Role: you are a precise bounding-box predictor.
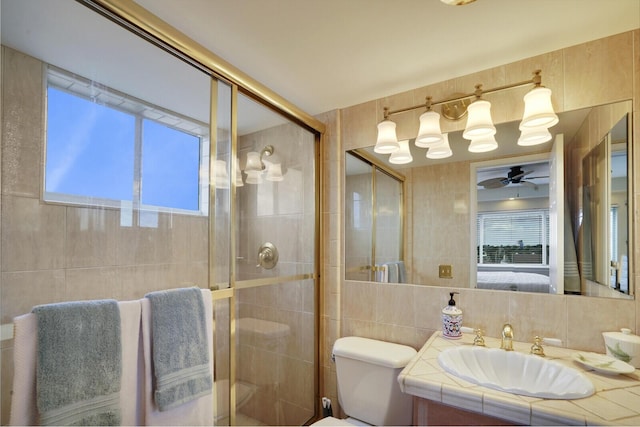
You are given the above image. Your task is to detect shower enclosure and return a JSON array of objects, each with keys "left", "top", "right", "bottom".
[{"left": 0, "top": 1, "right": 322, "bottom": 425}]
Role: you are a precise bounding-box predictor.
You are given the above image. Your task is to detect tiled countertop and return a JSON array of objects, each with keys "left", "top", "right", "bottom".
[{"left": 398, "top": 332, "right": 640, "bottom": 425}]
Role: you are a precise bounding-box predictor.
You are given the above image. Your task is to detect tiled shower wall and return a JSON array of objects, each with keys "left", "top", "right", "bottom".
[
  {"left": 319, "top": 30, "right": 640, "bottom": 414},
  {"left": 0, "top": 46, "right": 211, "bottom": 424},
  {"left": 233, "top": 124, "right": 316, "bottom": 425}
]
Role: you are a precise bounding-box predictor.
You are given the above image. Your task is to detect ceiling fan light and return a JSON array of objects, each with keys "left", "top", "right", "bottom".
[
  {"left": 415, "top": 111, "right": 443, "bottom": 147},
  {"left": 374, "top": 119, "right": 399, "bottom": 154},
  {"left": 426, "top": 133, "right": 453, "bottom": 159},
  {"left": 517, "top": 126, "right": 552, "bottom": 146},
  {"left": 389, "top": 139, "right": 413, "bottom": 164},
  {"left": 521, "top": 87, "right": 558, "bottom": 129},
  {"left": 468, "top": 134, "right": 498, "bottom": 153},
  {"left": 462, "top": 100, "right": 496, "bottom": 140}
]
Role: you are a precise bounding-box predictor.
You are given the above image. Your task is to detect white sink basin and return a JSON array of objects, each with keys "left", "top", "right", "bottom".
[{"left": 437, "top": 346, "right": 594, "bottom": 399}]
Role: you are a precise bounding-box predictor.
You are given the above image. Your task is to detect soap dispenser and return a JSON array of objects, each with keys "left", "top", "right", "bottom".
[{"left": 442, "top": 292, "right": 462, "bottom": 339}]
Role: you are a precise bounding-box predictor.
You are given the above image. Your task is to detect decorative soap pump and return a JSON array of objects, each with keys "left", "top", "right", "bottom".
[{"left": 442, "top": 292, "right": 462, "bottom": 339}]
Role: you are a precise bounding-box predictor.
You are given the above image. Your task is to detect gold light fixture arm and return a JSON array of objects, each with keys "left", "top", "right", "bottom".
[{"left": 383, "top": 69, "right": 544, "bottom": 119}]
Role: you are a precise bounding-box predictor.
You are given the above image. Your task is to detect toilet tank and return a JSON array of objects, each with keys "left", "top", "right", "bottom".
[{"left": 332, "top": 337, "right": 417, "bottom": 426}]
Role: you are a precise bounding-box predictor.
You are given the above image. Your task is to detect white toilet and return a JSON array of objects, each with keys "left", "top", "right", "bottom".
[{"left": 313, "top": 336, "right": 417, "bottom": 426}]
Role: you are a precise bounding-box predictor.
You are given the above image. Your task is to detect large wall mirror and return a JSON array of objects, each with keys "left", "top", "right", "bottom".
[{"left": 345, "top": 101, "right": 633, "bottom": 299}]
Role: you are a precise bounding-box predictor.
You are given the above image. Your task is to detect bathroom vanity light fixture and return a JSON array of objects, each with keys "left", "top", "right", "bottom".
[
  {"left": 426, "top": 133, "right": 453, "bottom": 159},
  {"left": 389, "top": 140, "right": 413, "bottom": 164},
  {"left": 374, "top": 70, "right": 558, "bottom": 161},
  {"left": 243, "top": 145, "right": 284, "bottom": 184}
]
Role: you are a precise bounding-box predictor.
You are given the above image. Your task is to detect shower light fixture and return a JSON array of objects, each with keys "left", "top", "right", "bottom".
[
  {"left": 376, "top": 70, "right": 558, "bottom": 163},
  {"left": 235, "top": 157, "right": 244, "bottom": 187},
  {"left": 242, "top": 145, "right": 285, "bottom": 184},
  {"left": 214, "top": 159, "right": 230, "bottom": 189}
]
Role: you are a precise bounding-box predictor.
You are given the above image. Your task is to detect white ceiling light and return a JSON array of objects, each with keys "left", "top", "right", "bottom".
[
  {"left": 462, "top": 98, "right": 496, "bottom": 140},
  {"left": 389, "top": 140, "right": 413, "bottom": 164},
  {"left": 374, "top": 110, "right": 400, "bottom": 154},
  {"left": 426, "top": 133, "right": 453, "bottom": 159},
  {"left": 517, "top": 126, "right": 552, "bottom": 146},
  {"left": 520, "top": 87, "right": 559, "bottom": 129},
  {"left": 468, "top": 134, "right": 498, "bottom": 153},
  {"left": 416, "top": 99, "right": 444, "bottom": 147}
]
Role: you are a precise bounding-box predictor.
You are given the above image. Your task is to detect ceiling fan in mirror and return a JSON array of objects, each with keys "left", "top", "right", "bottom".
[{"left": 477, "top": 166, "right": 548, "bottom": 189}]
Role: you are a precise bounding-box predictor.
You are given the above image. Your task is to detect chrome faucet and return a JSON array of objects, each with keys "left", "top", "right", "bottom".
[{"left": 501, "top": 323, "right": 514, "bottom": 351}]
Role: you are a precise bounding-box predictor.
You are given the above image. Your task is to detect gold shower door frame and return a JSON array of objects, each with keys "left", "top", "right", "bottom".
[{"left": 85, "top": 1, "right": 325, "bottom": 425}]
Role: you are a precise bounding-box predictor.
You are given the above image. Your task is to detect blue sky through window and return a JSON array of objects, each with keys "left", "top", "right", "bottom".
[
  {"left": 142, "top": 119, "right": 200, "bottom": 210},
  {"left": 45, "top": 86, "right": 202, "bottom": 212},
  {"left": 46, "top": 87, "right": 135, "bottom": 201}
]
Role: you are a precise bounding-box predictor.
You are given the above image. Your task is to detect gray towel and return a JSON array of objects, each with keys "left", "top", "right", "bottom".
[
  {"left": 145, "top": 287, "right": 212, "bottom": 411},
  {"left": 32, "top": 300, "right": 121, "bottom": 426},
  {"left": 397, "top": 261, "right": 407, "bottom": 283}
]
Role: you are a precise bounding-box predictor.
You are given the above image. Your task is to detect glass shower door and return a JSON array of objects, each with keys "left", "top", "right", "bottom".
[{"left": 232, "top": 92, "right": 318, "bottom": 426}]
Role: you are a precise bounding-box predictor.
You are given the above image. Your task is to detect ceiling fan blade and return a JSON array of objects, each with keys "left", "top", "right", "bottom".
[
  {"left": 521, "top": 180, "right": 539, "bottom": 189},
  {"left": 478, "top": 177, "right": 507, "bottom": 189},
  {"left": 510, "top": 170, "right": 533, "bottom": 181},
  {"left": 526, "top": 175, "right": 549, "bottom": 180}
]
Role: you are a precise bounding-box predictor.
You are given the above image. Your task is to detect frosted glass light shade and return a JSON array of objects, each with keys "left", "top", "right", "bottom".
[
  {"left": 462, "top": 100, "right": 496, "bottom": 140},
  {"left": 468, "top": 134, "right": 498, "bottom": 153},
  {"left": 215, "top": 159, "right": 230, "bottom": 189},
  {"left": 374, "top": 119, "right": 399, "bottom": 153},
  {"left": 521, "top": 87, "right": 558, "bottom": 129},
  {"left": 235, "top": 157, "right": 244, "bottom": 187},
  {"left": 416, "top": 111, "right": 443, "bottom": 147},
  {"left": 426, "top": 133, "right": 453, "bottom": 159},
  {"left": 245, "top": 151, "right": 263, "bottom": 172},
  {"left": 517, "top": 126, "right": 552, "bottom": 146},
  {"left": 244, "top": 169, "right": 263, "bottom": 185},
  {"left": 389, "top": 140, "right": 413, "bottom": 164},
  {"left": 265, "top": 162, "right": 284, "bottom": 181}
]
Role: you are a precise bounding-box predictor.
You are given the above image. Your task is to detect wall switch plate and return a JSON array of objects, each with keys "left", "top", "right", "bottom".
[{"left": 439, "top": 264, "right": 453, "bottom": 278}]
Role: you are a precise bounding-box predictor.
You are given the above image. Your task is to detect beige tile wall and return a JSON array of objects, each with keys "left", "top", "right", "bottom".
[
  {"left": 319, "top": 30, "right": 640, "bottom": 415},
  {"left": 0, "top": 47, "right": 210, "bottom": 424}
]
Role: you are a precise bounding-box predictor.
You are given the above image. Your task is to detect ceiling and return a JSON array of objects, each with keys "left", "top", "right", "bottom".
[
  {"left": 133, "top": 0, "right": 640, "bottom": 116},
  {"left": 1, "top": 0, "right": 638, "bottom": 135}
]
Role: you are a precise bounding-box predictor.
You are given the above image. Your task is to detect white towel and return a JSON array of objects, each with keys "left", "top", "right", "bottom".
[
  {"left": 9, "top": 300, "right": 142, "bottom": 426},
  {"left": 9, "top": 313, "right": 37, "bottom": 426},
  {"left": 120, "top": 300, "right": 144, "bottom": 426},
  {"left": 141, "top": 288, "right": 214, "bottom": 426}
]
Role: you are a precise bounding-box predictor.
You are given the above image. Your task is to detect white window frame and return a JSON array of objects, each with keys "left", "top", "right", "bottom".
[{"left": 44, "top": 66, "right": 210, "bottom": 216}]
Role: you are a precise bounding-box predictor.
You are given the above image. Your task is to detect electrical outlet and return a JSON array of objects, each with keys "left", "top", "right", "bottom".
[{"left": 439, "top": 264, "right": 453, "bottom": 278}]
